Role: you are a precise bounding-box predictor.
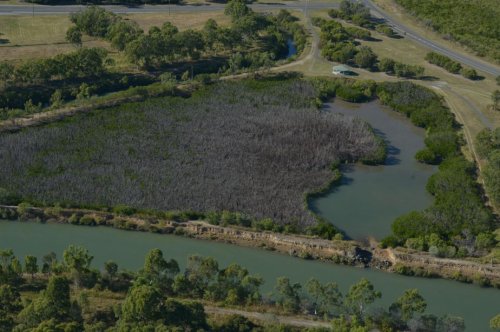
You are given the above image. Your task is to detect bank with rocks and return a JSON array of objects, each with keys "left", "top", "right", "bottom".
[{"left": 1, "top": 204, "right": 499, "bottom": 288}]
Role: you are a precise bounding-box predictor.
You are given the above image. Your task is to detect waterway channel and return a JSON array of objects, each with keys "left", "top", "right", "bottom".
[{"left": 0, "top": 221, "right": 498, "bottom": 331}]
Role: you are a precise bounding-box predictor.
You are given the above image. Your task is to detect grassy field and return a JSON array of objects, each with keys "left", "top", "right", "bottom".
[{"left": 0, "top": 11, "right": 231, "bottom": 62}]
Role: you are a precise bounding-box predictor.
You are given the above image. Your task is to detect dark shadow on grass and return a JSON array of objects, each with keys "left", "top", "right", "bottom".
[
  {"left": 0, "top": 38, "right": 9, "bottom": 45},
  {"left": 419, "top": 75, "right": 440, "bottom": 81},
  {"left": 366, "top": 37, "right": 383, "bottom": 42},
  {"left": 469, "top": 75, "right": 485, "bottom": 81},
  {"left": 387, "top": 34, "right": 404, "bottom": 39}
]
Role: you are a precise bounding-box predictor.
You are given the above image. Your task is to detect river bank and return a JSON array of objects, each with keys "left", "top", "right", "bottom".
[{"left": 2, "top": 205, "right": 498, "bottom": 288}]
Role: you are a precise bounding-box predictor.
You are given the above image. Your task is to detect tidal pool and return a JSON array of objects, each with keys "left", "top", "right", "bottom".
[{"left": 310, "top": 100, "right": 436, "bottom": 240}]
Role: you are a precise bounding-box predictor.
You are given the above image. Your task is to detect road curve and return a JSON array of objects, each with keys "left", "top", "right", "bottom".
[
  {"left": 1, "top": 0, "right": 499, "bottom": 76},
  {"left": 363, "top": 0, "right": 500, "bottom": 77}
]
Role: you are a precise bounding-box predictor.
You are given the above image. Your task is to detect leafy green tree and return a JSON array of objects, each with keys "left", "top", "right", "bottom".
[
  {"left": 176, "top": 29, "right": 205, "bottom": 60},
  {"left": 50, "top": 89, "right": 63, "bottom": 108},
  {"left": 108, "top": 19, "right": 143, "bottom": 51},
  {"left": 0, "top": 285, "right": 22, "bottom": 331},
  {"left": 41, "top": 252, "right": 57, "bottom": 275},
  {"left": 491, "top": 314, "right": 500, "bottom": 330},
  {"left": 274, "top": 277, "right": 302, "bottom": 313},
  {"left": 104, "top": 260, "right": 118, "bottom": 279},
  {"left": 24, "top": 255, "right": 38, "bottom": 279},
  {"left": 0, "top": 249, "right": 22, "bottom": 286},
  {"left": 215, "top": 314, "right": 256, "bottom": 332},
  {"left": 164, "top": 299, "right": 208, "bottom": 330},
  {"left": 306, "top": 278, "right": 342, "bottom": 317},
  {"left": 141, "top": 249, "right": 179, "bottom": 293},
  {"left": 203, "top": 18, "right": 219, "bottom": 51},
  {"left": 484, "top": 150, "right": 500, "bottom": 204},
  {"left": 492, "top": 90, "right": 500, "bottom": 111},
  {"left": 461, "top": 67, "right": 478, "bottom": 80},
  {"left": 354, "top": 46, "right": 377, "bottom": 69},
  {"left": 391, "top": 211, "right": 432, "bottom": 240},
  {"left": 390, "top": 289, "right": 426, "bottom": 320},
  {"left": 66, "top": 26, "right": 82, "bottom": 47},
  {"left": 120, "top": 284, "right": 164, "bottom": 323},
  {"left": 344, "top": 278, "right": 381, "bottom": 317},
  {"left": 63, "top": 245, "right": 93, "bottom": 288},
  {"left": 216, "top": 263, "right": 263, "bottom": 305},
  {"left": 185, "top": 255, "right": 219, "bottom": 298},
  {"left": 224, "top": 0, "right": 251, "bottom": 22},
  {"left": 378, "top": 58, "right": 395, "bottom": 73},
  {"left": 18, "top": 276, "right": 79, "bottom": 328}
]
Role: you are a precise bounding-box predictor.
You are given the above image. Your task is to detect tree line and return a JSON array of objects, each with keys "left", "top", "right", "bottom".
[
  {"left": 476, "top": 128, "right": 500, "bottom": 208},
  {"left": 0, "top": 47, "right": 157, "bottom": 111},
  {"left": 67, "top": 4, "right": 305, "bottom": 70},
  {"left": 0, "top": 3, "right": 305, "bottom": 112},
  {"left": 0, "top": 245, "right": 471, "bottom": 331},
  {"left": 425, "top": 52, "right": 479, "bottom": 80},
  {"left": 377, "top": 81, "right": 497, "bottom": 260},
  {"left": 328, "top": 0, "right": 397, "bottom": 38}
]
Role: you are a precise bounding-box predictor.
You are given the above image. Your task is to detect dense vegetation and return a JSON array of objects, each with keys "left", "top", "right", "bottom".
[
  {"left": 328, "top": 0, "right": 397, "bottom": 37},
  {"left": 0, "top": 245, "right": 468, "bottom": 331},
  {"left": 69, "top": 5, "right": 305, "bottom": 69},
  {"left": 0, "top": 79, "right": 382, "bottom": 229},
  {"left": 0, "top": 4, "right": 305, "bottom": 112},
  {"left": 0, "top": 48, "right": 153, "bottom": 113},
  {"left": 395, "top": 0, "right": 500, "bottom": 62},
  {"left": 476, "top": 128, "right": 500, "bottom": 207},
  {"left": 378, "top": 82, "right": 498, "bottom": 258},
  {"left": 425, "top": 52, "right": 479, "bottom": 80}
]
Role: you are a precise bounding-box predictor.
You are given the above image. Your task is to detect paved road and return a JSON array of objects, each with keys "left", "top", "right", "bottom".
[
  {"left": 363, "top": 0, "right": 500, "bottom": 77},
  {"left": 0, "top": 1, "right": 332, "bottom": 14},
  {"left": 1, "top": 0, "right": 499, "bottom": 76}
]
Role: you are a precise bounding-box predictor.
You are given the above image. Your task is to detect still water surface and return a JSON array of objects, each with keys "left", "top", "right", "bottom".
[
  {"left": 0, "top": 221, "right": 498, "bottom": 331},
  {"left": 311, "top": 101, "right": 436, "bottom": 240}
]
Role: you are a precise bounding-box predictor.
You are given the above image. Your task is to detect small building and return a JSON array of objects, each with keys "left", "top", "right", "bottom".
[{"left": 332, "top": 65, "right": 352, "bottom": 75}]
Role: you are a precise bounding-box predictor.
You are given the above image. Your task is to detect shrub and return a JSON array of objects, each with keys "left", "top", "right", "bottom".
[
  {"left": 375, "top": 24, "right": 397, "bottom": 37},
  {"left": 0, "top": 188, "right": 22, "bottom": 206},
  {"left": 415, "top": 148, "right": 439, "bottom": 164},
  {"left": 68, "top": 213, "right": 81, "bottom": 225},
  {"left": 380, "top": 235, "right": 401, "bottom": 248},
  {"left": 425, "top": 52, "right": 462, "bottom": 74},
  {"left": 424, "top": 131, "right": 459, "bottom": 160},
  {"left": 460, "top": 67, "right": 478, "bottom": 80},
  {"left": 378, "top": 58, "right": 395, "bottom": 73},
  {"left": 336, "top": 85, "right": 367, "bottom": 102},
  {"left": 113, "top": 205, "right": 137, "bottom": 216},
  {"left": 79, "top": 215, "right": 96, "bottom": 226}
]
